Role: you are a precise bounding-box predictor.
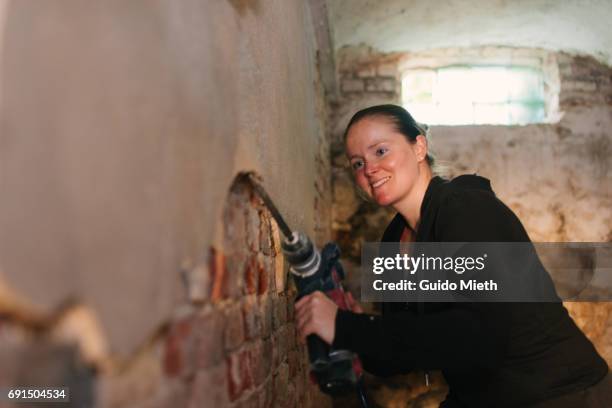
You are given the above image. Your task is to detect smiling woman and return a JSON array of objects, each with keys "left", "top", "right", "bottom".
[
  {"left": 295, "top": 105, "right": 610, "bottom": 408},
  {"left": 344, "top": 105, "right": 434, "bottom": 230}
]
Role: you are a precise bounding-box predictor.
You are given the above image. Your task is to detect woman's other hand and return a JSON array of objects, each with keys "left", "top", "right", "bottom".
[{"left": 294, "top": 291, "right": 338, "bottom": 345}]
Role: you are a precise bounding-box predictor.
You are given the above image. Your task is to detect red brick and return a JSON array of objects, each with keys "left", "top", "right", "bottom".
[
  {"left": 242, "top": 297, "right": 262, "bottom": 340},
  {"left": 224, "top": 247, "right": 247, "bottom": 299},
  {"left": 293, "top": 359, "right": 306, "bottom": 400},
  {"left": 260, "top": 296, "right": 273, "bottom": 337},
  {"left": 286, "top": 295, "right": 295, "bottom": 322},
  {"left": 246, "top": 205, "right": 260, "bottom": 252},
  {"left": 189, "top": 365, "right": 231, "bottom": 408},
  {"left": 226, "top": 349, "right": 253, "bottom": 401},
  {"left": 257, "top": 254, "right": 270, "bottom": 296},
  {"left": 224, "top": 303, "right": 245, "bottom": 351},
  {"left": 246, "top": 340, "right": 268, "bottom": 387},
  {"left": 195, "top": 312, "right": 225, "bottom": 369},
  {"left": 271, "top": 296, "right": 287, "bottom": 331},
  {"left": 277, "top": 326, "right": 289, "bottom": 361},
  {"left": 271, "top": 328, "right": 289, "bottom": 369},
  {"left": 258, "top": 378, "right": 274, "bottom": 408},
  {"left": 287, "top": 349, "right": 298, "bottom": 379},
  {"left": 231, "top": 395, "right": 257, "bottom": 408},
  {"left": 244, "top": 254, "right": 259, "bottom": 295},
  {"left": 210, "top": 247, "right": 227, "bottom": 302},
  {"left": 262, "top": 337, "right": 274, "bottom": 380},
  {"left": 285, "top": 322, "right": 297, "bottom": 352},
  {"left": 272, "top": 363, "right": 290, "bottom": 407},
  {"left": 163, "top": 317, "right": 196, "bottom": 378}
]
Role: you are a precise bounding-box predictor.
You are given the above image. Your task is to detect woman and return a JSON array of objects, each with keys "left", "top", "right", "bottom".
[{"left": 294, "top": 105, "right": 609, "bottom": 407}]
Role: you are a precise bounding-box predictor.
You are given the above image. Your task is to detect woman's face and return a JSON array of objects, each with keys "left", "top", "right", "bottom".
[{"left": 345, "top": 117, "right": 426, "bottom": 208}]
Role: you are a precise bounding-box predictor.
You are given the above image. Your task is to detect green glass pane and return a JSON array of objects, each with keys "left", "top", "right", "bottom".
[
  {"left": 508, "top": 102, "right": 545, "bottom": 124},
  {"left": 507, "top": 68, "right": 544, "bottom": 101}
]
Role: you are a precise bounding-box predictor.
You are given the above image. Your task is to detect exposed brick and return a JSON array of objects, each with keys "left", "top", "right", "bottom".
[
  {"left": 562, "top": 80, "right": 597, "bottom": 92},
  {"left": 243, "top": 253, "right": 263, "bottom": 295},
  {"left": 272, "top": 327, "right": 289, "bottom": 369},
  {"left": 365, "top": 77, "right": 396, "bottom": 92},
  {"left": 238, "top": 397, "right": 258, "bottom": 408},
  {"left": 272, "top": 363, "right": 290, "bottom": 407},
  {"left": 224, "top": 303, "right": 245, "bottom": 351},
  {"left": 341, "top": 78, "right": 364, "bottom": 93},
  {"left": 247, "top": 340, "right": 269, "bottom": 387},
  {"left": 285, "top": 322, "right": 297, "bottom": 352},
  {"left": 246, "top": 205, "right": 260, "bottom": 252},
  {"left": 293, "top": 355, "right": 306, "bottom": 399},
  {"left": 242, "top": 296, "right": 262, "bottom": 340},
  {"left": 225, "top": 248, "right": 247, "bottom": 299},
  {"left": 164, "top": 317, "right": 196, "bottom": 378},
  {"left": 189, "top": 365, "right": 230, "bottom": 408},
  {"left": 262, "top": 337, "right": 274, "bottom": 379},
  {"left": 226, "top": 349, "right": 252, "bottom": 401},
  {"left": 286, "top": 295, "right": 295, "bottom": 322},
  {"left": 195, "top": 312, "right": 225, "bottom": 369},
  {"left": 287, "top": 349, "right": 301, "bottom": 379},
  {"left": 210, "top": 246, "right": 227, "bottom": 302},
  {"left": 377, "top": 63, "right": 397, "bottom": 77},
  {"left": 271, "top": 296, "right": 288, "bottom": 330},
  {"left": 257, "top": 254, "right": 269, "bottom": 296},
  {"left": 260, "top": 296, "right": 273, "bottom": 337},
  {"left": 356, "top": 67, "right": 375, "bottom": 77},
  {"left": 262, "top": 254, "right": 276, "bottom": 294},
  {"left": 258, "top": 378, "right": 274, "bottom": 408}
]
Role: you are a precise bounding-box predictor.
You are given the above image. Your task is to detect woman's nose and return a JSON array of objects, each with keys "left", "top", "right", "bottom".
[{"left": 364, "top": 160, "right": 379, "bottom": 175}]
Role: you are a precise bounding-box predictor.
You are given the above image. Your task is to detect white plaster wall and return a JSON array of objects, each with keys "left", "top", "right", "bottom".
[
  {"left": 0, "top": 0, "right": 324, "bottom": 355},
  {"left": 432, "top": 116, "right": 611, "bottom": 242},
  {"left": 328, "top": 0, "right": 612, "bottom": 65}
]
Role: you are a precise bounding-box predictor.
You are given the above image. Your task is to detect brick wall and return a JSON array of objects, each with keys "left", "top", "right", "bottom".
[{"left": 158, "top": 177, "right": 331, "bottom": 408}]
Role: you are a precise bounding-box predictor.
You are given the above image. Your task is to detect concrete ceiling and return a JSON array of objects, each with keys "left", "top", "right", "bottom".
[{"left": 328, "top": 0, "right": 612, "bottom": 64}]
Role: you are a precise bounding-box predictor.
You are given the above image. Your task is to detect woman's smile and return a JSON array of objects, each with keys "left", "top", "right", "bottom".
[{"left": 370, "top": 176, "right": 391, "bottom": 189}]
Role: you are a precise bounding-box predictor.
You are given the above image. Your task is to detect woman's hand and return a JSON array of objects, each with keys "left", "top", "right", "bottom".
[{"left": 294, "top": 291, "right": 338, "bottom": 345}]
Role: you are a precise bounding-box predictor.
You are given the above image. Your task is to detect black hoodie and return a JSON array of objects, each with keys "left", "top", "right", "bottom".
[{"left": 332, "top": 175, "right": 608, "bottom": 407}]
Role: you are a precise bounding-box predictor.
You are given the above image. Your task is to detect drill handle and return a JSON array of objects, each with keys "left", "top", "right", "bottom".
[{"left": 307, "top": 334, "right": 330, "bottom": 372}]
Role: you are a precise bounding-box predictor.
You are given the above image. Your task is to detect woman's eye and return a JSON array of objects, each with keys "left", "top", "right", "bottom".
[
  {"left": 376, "top": 147, "right": 388, "bottom": 156},
  {"left": 351, "top": 160, "right": 364, "bottom": 171}
]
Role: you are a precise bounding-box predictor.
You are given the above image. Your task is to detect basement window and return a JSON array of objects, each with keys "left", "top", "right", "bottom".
[{"left": 401, "top": 66, "right": 546, "bottom": 125}]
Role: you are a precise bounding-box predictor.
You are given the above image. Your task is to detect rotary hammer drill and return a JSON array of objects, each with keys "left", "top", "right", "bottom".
[{"left": 243, "top": 173, "right": 368, "bottom": 406}]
